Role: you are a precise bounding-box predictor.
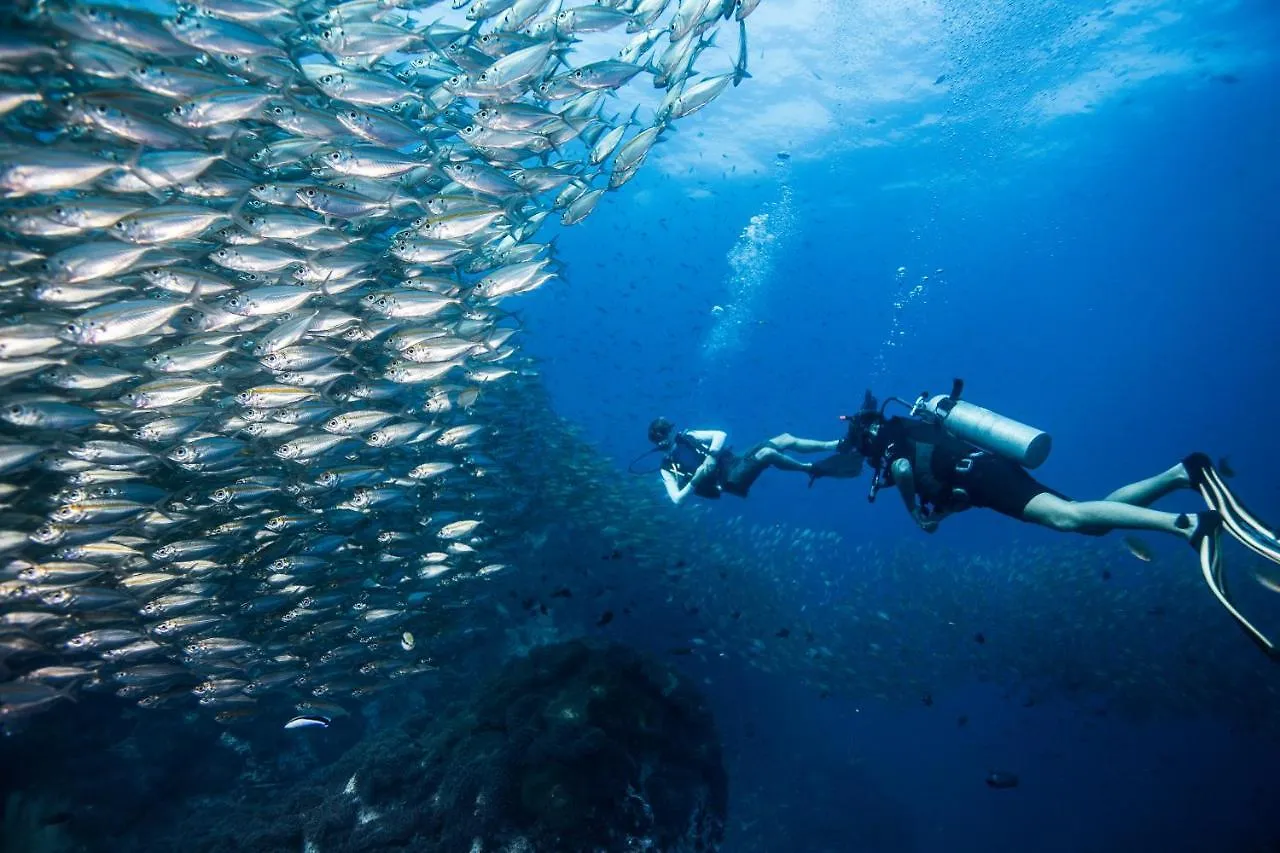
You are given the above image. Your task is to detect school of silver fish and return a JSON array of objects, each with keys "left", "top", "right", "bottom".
[{"left": 0, "top": 0, "right": 758, "bottom": 724}]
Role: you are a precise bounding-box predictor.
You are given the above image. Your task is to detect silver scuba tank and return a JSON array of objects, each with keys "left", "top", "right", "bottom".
[{"left": 916, "top": 394, "right": 1052, "bottom": 469}]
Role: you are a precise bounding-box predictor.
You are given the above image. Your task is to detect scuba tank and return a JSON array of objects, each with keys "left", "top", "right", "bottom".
[{"left": 911, "top": 378, "right": 1052, "bottom": 469}]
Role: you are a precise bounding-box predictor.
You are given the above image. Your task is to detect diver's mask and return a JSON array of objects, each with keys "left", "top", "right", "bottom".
[{"left": 647, "top": 417, "right": 675, "bottom": 448}]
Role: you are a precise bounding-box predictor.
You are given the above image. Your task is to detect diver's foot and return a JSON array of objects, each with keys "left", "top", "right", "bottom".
[
  {"left": 1180, "top": 452, "right": 1214, "bottom": 490},
  {"left": 1183, "top": 510, "right": 1223, "bottom": 547}
]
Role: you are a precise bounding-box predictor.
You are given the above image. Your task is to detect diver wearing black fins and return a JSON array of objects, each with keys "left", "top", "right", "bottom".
[{"left": 829, "top": 380, "right": 1280, "bottom": 656}]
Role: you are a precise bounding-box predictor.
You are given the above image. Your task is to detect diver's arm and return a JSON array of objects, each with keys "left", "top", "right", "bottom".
[
  {"left": 685, "top": 432, "right": 724, "bottom": 494},
  {"left": 923, "top": 506, "right": 952, "bottom": 530},
  {"left": 687, "top": 430, "right": 727, "bottom": 454},
  {"left": 891, "top": 458, "right": 937, "bottom": 531},
  {"left": 891, "top": 458, "right": 917, "bottom": 514},
  {"left": 662, "top": 430, "right": 724, "bottom": 504},
  {"left": 896, "top": 458, "right": 947, "bottom": 532},
  {"left": 663, "top": 466, "right": 714, "bottom": 505},
  {"left": 661, "top": 468, "right": 689, "bottom": 504}
]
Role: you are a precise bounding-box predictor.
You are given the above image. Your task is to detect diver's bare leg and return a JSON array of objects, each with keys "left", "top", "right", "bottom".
[
  {"left": 1104, "top": 463, "right": 1190, "bottom": 507},
  {"left": 753, "top": 446, "right": 813, "bottom": 473},
  {"left": 1023, "top": 493, "right": 1195, "bottom": 539},
  {"left": 767, "top": 434, "right": 840, "bottom": 454}
]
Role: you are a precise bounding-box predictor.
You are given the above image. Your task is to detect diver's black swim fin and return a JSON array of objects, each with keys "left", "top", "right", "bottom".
[
  {"left": 1183, "top": 452, "right": 1280, "bottom": 566},
  {"left": 1187, "top": 510, "right": 1278, "bottom": 657}
]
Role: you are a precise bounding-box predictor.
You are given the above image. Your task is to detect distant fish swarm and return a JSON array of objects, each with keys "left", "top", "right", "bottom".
[{"left": 0, "top": 0, "right": 759, "bottom": 724}]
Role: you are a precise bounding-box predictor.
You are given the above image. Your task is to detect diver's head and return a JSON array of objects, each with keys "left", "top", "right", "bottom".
[
  {"left": 648, "top": 417, "right": 675, "bottom": 447},
  {"left": 855, "top": 409, "right": 885, "bottom": 450},
  {"left": 843, "top": 392, "right": 883, "bottom": 456}
]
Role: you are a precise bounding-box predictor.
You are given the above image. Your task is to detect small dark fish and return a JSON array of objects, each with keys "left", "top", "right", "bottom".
[
  {"left": 986, "top": 771, "right": 1019, "bottom": 789},
  {"left": 284, "top": 714, "right": 330, "bottom": 729},
  {"left": 1217, "top": 456, "right": 1236, "bottom": 478},
  {"left": 775, "top": 628, "right": 789, "bottom": 638},
  {"left": 957, "top": 715, "right": 969, "bottom": 727},
  {"left": 596, "top": 610, "right": 614, "bottom": 627},
  {"left": 922, "top": 693, "right": 933, "bottom": 707},
  {"left": 775, "top": 151, "right": 790, "bottom": 161},
  {"left": 973, "top": 632, "right": 986, "bottom": 645},
  {"left": 669, "top": 647, "right": 692, "bottom": 656},
  {"left": 550, "top": 586, "right": 572, "bottom": 598},
  {"left": 934, "top": 74, "right": 949, "bottom": 85}
]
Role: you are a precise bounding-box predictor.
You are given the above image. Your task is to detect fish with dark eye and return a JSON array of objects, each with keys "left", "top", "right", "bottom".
[
  {"left": 0, "top": 682, "right": 77, "bottom": 719},
  {"left": 52, "top": 499, "right": 149, "bottom": 524},
  {"left": 168, "top": 88, "right": 273, "bottom": 128},
  {"left": 126, "top": 63, "right": 228, "bottom": 99},
  {"left": 124, "top": 378, "right": 220, "bottom": 410},
  {"left": 164, "top": 12, "right": 288, "bottom": 59},
  {"left": 985, "top": 771, "right": 1019, "bottom": 789},
  {"left": 110, "top": 205, "right": 229, "bottom": 244},
  {"left": 63, "top": 629, "right": 144, "bottom": 652},
  {"left": 59, "top": 298, "right": 192, "bottom": 345},
  {"left": 3, "top": 400, "right": 101, "bottom": 431},
  {"left": 556, "top": 6, "right": 632, "bottom": 34},
  {"left": 568, "top": 60, "right": 646, "bottom": 91}
]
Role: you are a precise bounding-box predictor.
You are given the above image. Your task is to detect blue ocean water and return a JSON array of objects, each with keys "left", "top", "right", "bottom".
[{"left": 513, "top": 2, "right": 1280, "bottom": 849}]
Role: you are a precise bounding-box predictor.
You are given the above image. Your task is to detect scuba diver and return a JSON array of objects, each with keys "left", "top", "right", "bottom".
[
  {"left": 644, "top": 417, "right": 856, "bottom": 504},
  {"left": 838, "top": 381, "right": 1280, "bottom": 656}
]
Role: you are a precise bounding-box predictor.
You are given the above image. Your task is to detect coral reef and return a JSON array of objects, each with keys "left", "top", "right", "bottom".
[
  {"left": 1, "top": 792, "right": 77, "bottom": 853},
  {"left": 170, "top": 641, "right": 726, "bottom": 853}
]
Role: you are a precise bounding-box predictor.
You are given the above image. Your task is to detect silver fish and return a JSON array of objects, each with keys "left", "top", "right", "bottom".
[{"left": 0, "top": 0, "right": 756, "bottom": 725}]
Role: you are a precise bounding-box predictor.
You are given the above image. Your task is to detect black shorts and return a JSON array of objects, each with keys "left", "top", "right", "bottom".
[
  {"left": 955, "top": 453, "right": 1069, "bottom": 518},
  {"left": 719, "top": 442, "right": 772, "bottom": 497}
]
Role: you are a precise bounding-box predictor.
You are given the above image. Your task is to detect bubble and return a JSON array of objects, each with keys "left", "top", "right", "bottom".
[{"left": 701, "top": 180, "right": 795, "bottom": 364}]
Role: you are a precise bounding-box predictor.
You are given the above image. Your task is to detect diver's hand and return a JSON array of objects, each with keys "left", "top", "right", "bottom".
[{"left": 912, "top": 506, "right": 938, "bottom": 533}]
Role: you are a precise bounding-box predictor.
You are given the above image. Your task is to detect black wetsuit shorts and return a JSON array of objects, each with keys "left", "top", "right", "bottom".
[
  {"left": 954, "top": 452, "right": 1069, "bottom": 518},
  {"left": 719, "top": 442, "right": 772, "bottom": 497}
]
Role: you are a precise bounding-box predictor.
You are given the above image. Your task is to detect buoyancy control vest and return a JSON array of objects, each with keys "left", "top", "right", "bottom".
[
  {"left": 870, "top": 417, "right": 978, "bottom": 508},
  {"left": 664, "top": 431, "right": 727, "bottom": 499}
]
